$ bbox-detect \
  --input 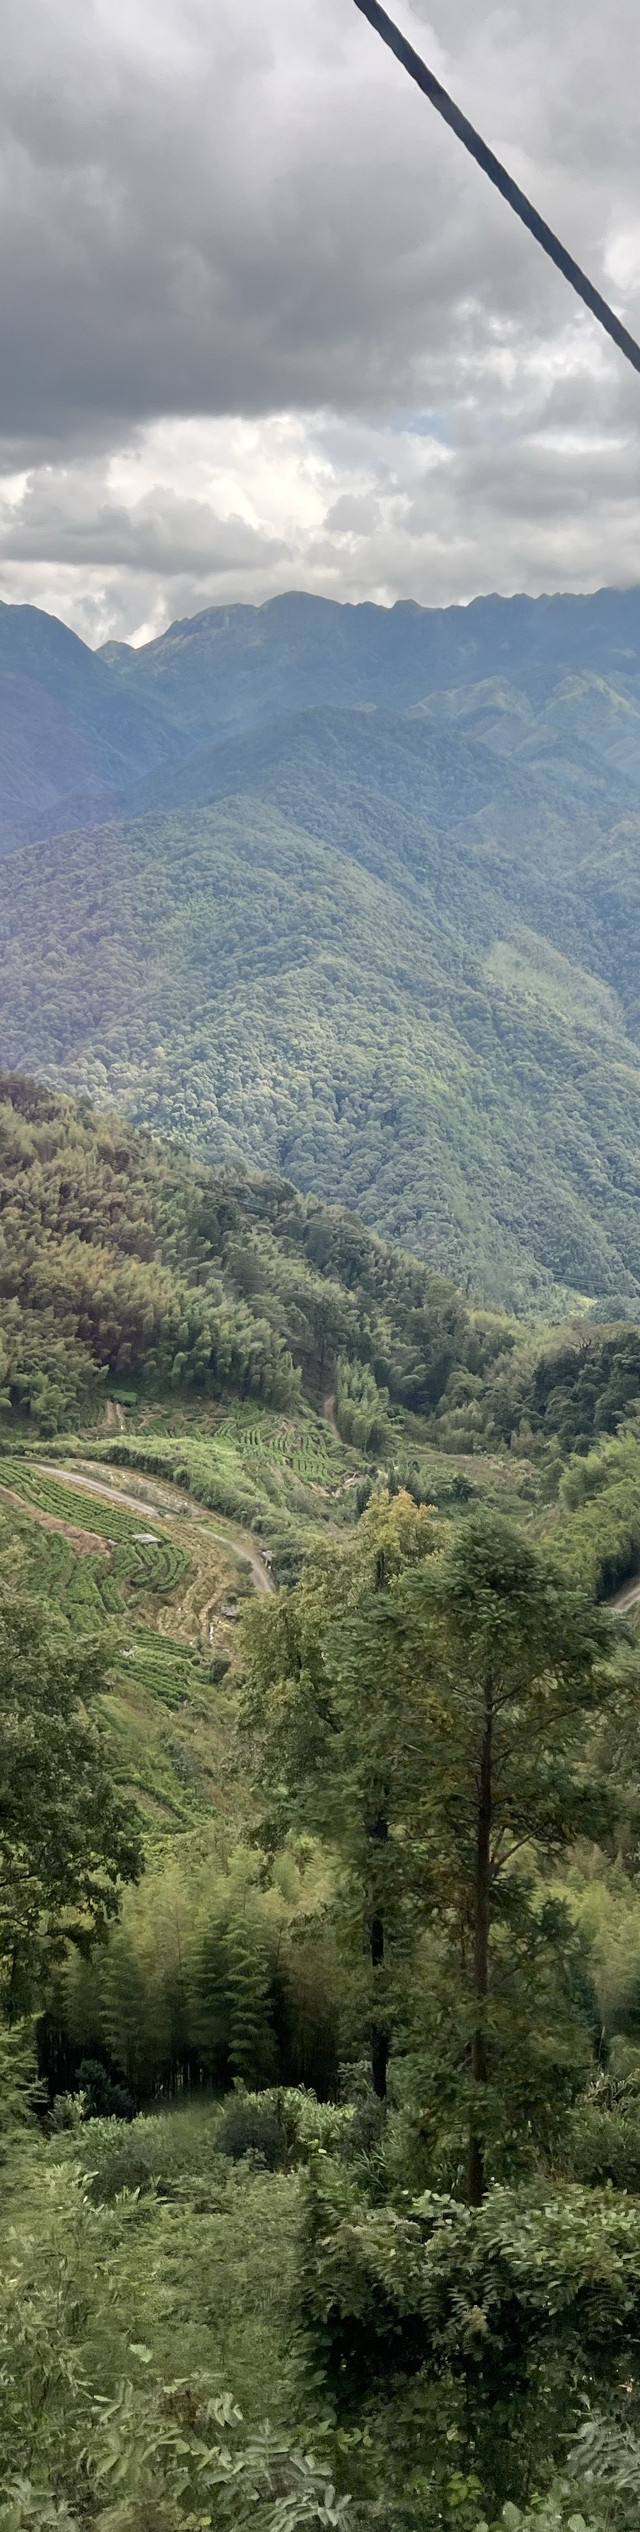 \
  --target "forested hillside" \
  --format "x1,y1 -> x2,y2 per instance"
4,1070 -> 640,1577
5,1070 -> 640,2526
3,590 -> 640,1305
0,601 -> 184,853
2,773 -> 640,1310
